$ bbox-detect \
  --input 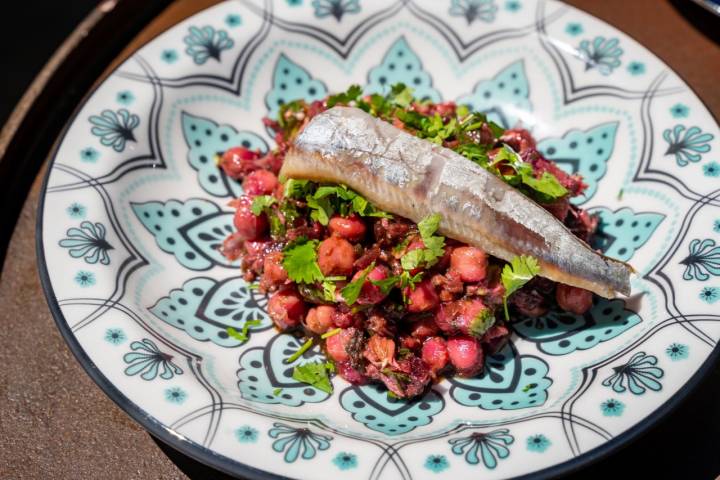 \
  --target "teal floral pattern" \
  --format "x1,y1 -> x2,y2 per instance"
665,343 -> 689,361
526,434 -> 550,453
332,452 -> 357,470
565,22 -> 583,36
449,429 -> 513,468
268,423 -> 333,463
457,60 -> 531,129
238,334 -> 331,405
225,14 -> 242,27
714,219 -> 720,233
449,0 -> 498,24
123,339 -> 183,380
66,203 -> 86,218
183,26 -> 234,64
340,383 -> 444,435
576,36 -> 623,75
538,122 -> 618,205
165,387 -> 187,404
59,221 -> 113,265
105,328 -> 126,345
505,1 -> 521,12
448,342 -> 551,409
312,0 -> 361,21
589,207 -> 664,261
670,103 -> 689,118
512,298 -> 640,355
699,286 -> 719,304
602,352 -> 663,395
663,125 -> 714,166
703,161 -> 720,178
151,276 -> 270,347
161,49 -> 179,64
680,238 -> 720,281
366,37 -> 441,102
626,61 -> 645,75
424,455 -> 450,473
235,426 -> 259,443
80,147 -> 99,162
600,398 -> 624,416
266,54 -> 327,118
89,109 -> 139,152
132,198 -> 236,270
116,90 -> 135,105
74,270 -> 95,287
181,112 -> 267,197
